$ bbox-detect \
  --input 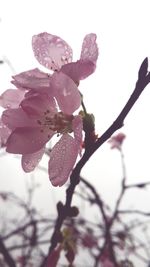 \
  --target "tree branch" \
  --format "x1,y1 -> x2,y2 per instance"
42,58 -> 150,266
0,239 -> 16,267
